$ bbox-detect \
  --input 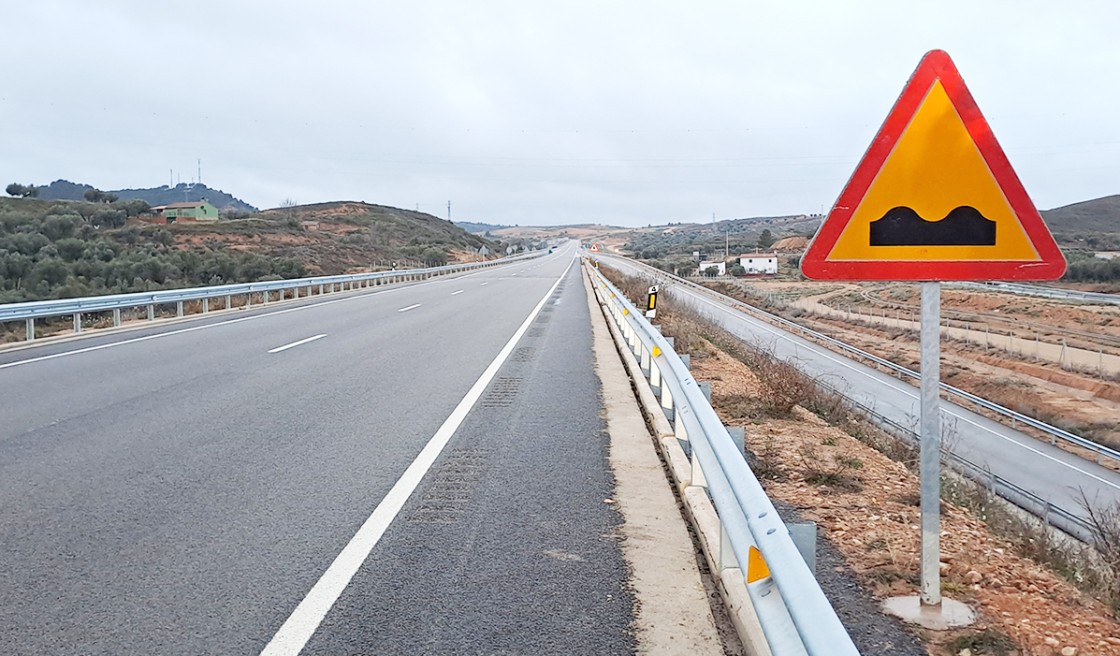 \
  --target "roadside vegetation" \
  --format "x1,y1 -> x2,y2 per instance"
0,197 -> 505,307
0,197 -> 306,304
600,262 -> 1120,654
